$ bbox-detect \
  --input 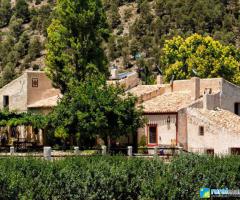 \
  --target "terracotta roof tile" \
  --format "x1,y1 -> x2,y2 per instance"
141,92 -> 193,113
188,108 -> 240,133
127,85 -> 160,97
27,95 -> 62,108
